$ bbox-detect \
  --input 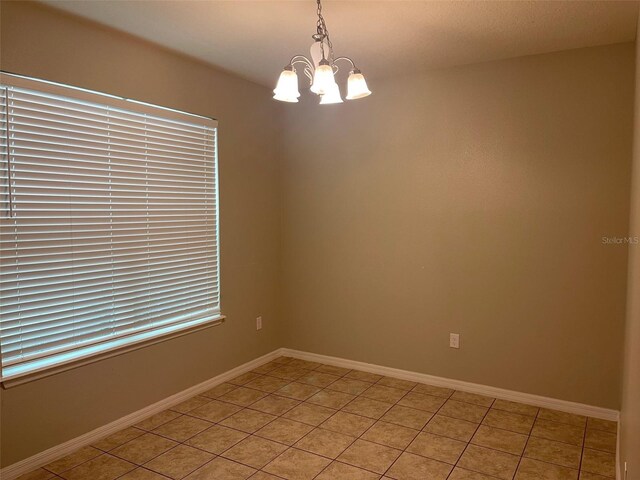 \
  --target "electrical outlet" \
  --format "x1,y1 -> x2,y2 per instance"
449,333 -> 460,349
256,316 -> 262,330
